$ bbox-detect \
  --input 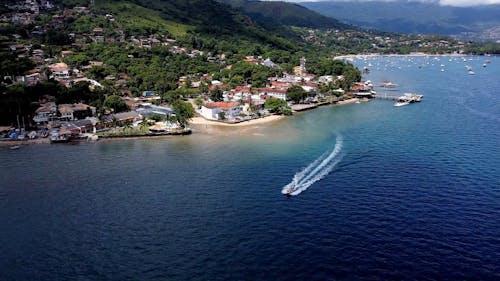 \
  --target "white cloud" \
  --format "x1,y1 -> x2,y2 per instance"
264,0 -> 500,7
439,0 -> 500,6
